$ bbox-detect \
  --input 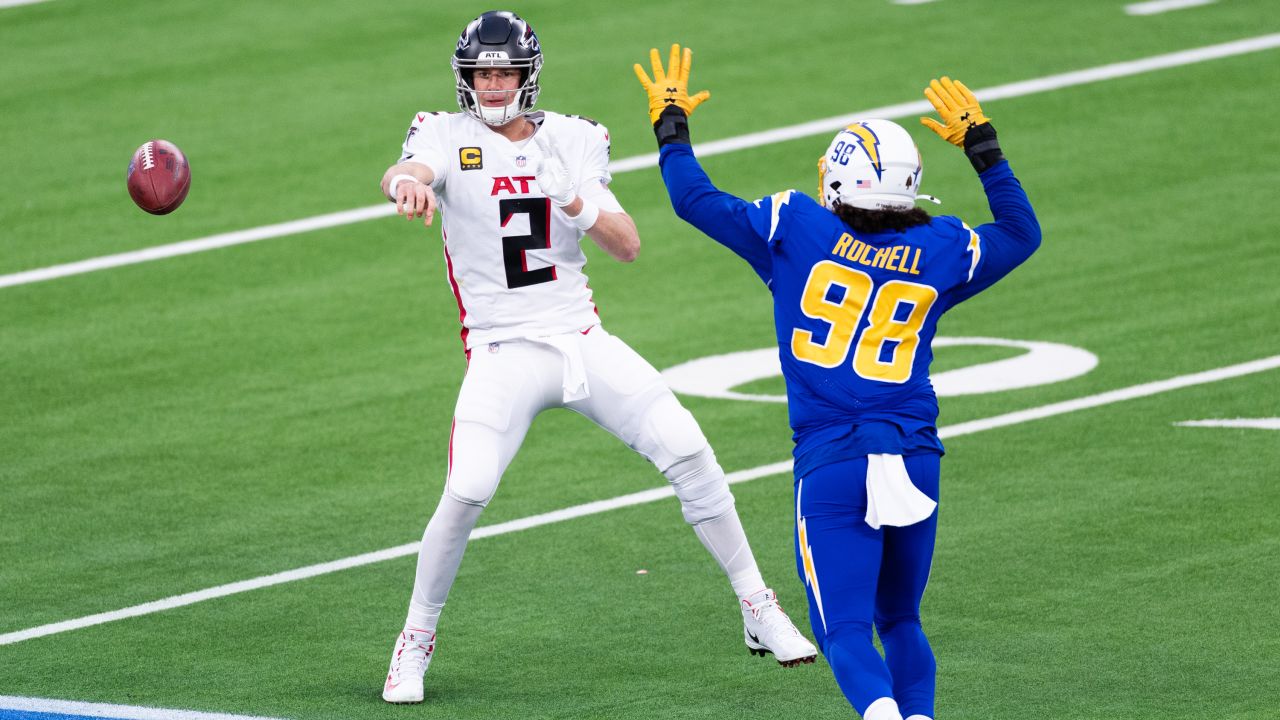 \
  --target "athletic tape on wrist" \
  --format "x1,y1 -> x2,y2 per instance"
570,198 -> 599,231
388,173 -> 419,200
